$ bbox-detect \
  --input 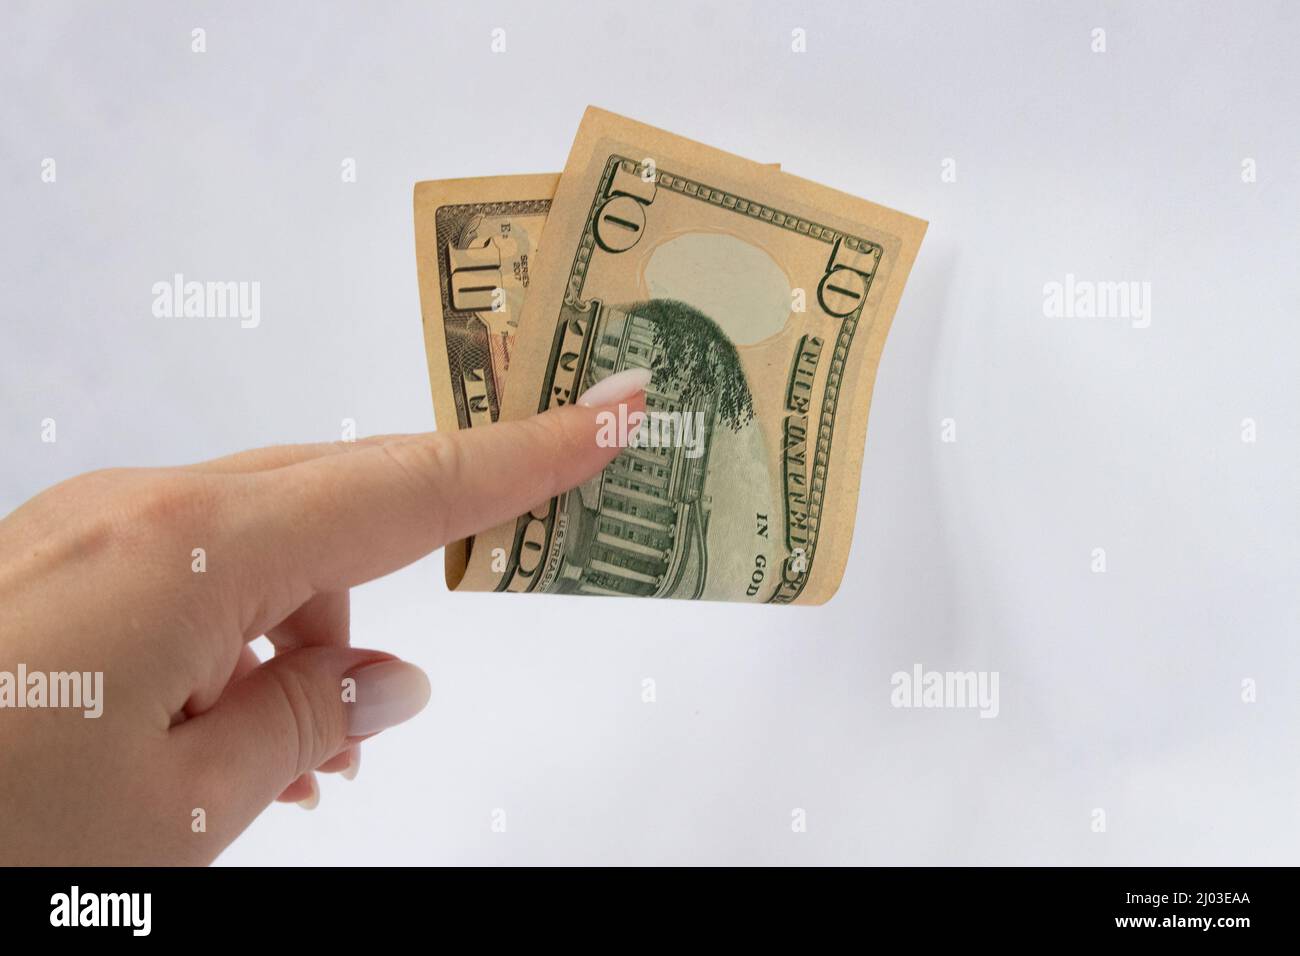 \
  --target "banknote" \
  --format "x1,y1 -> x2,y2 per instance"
414,166 -> 780,586
414,173 -> 560,433
414,167 -> 780,434
413,174 -> 561,584
448,108 -> 926,604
